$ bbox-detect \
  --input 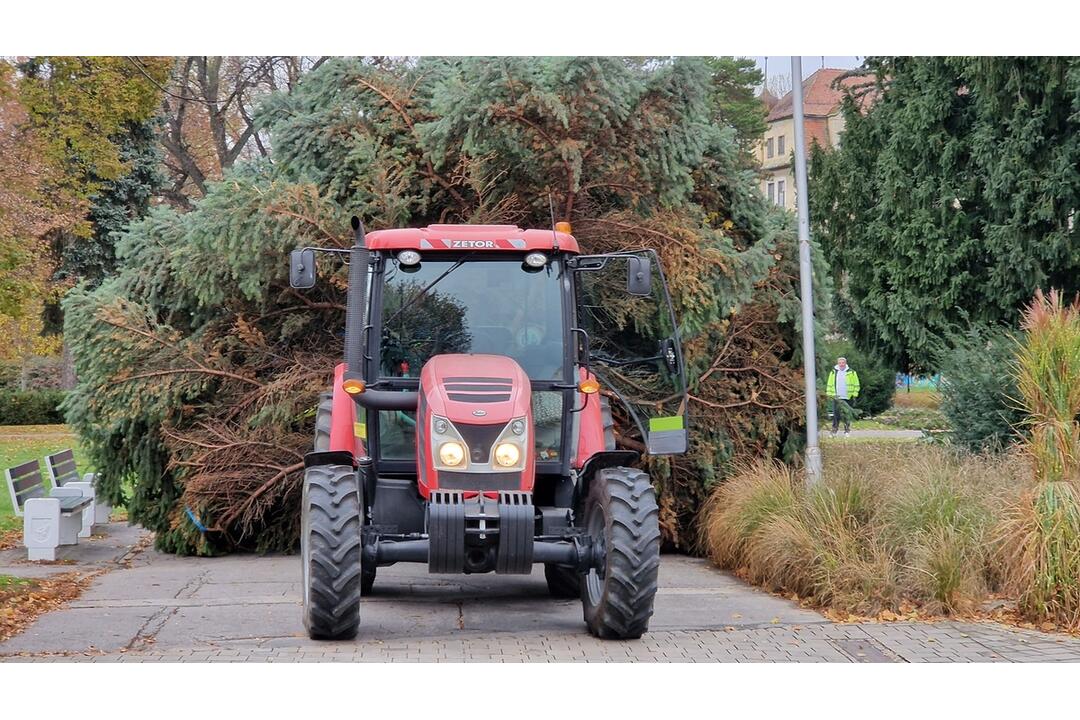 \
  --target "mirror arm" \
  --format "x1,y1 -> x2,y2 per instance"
301,246 -> 353,256
590,353 -> 663,368
570,327 -> 591,374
